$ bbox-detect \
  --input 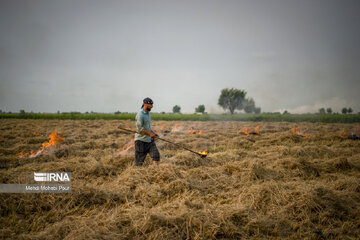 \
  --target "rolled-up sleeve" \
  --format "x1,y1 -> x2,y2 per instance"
136,113 -> 145,133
